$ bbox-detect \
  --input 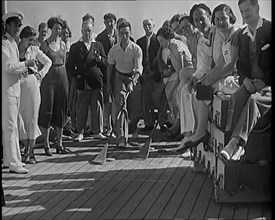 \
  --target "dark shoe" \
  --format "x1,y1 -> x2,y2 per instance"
44,147 -> 52,156
56,146 -> 70,154
176,133 -> 210,154
167,131 -> 180,140
21,154 -> 28,163
162,124 -> 174,135
141,125 -> 154,132
29,155 -> 36,164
